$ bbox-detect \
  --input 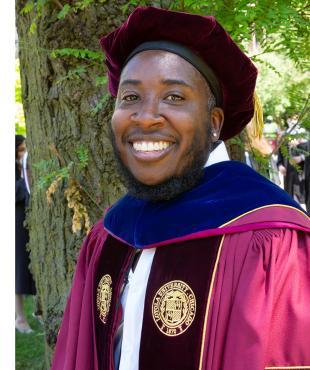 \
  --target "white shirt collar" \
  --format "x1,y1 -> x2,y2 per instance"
205,141 -> 230,167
